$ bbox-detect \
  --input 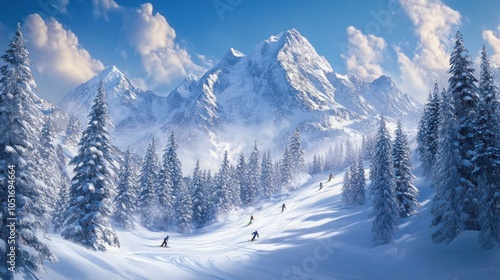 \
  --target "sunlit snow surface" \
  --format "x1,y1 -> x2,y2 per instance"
31,168 -> 500,280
